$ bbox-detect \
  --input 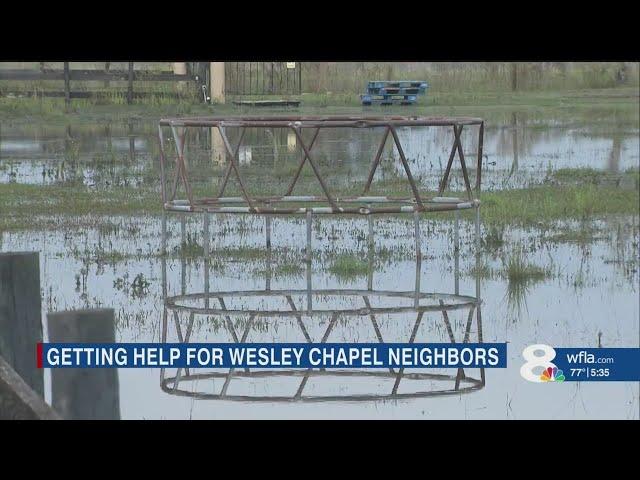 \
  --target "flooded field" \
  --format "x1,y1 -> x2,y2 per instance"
2,110 -> 638,191
1,105 -> 638,419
